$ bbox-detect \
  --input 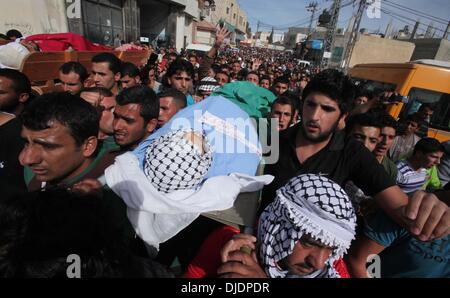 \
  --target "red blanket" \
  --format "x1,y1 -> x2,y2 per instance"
25,33 -> 112,52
